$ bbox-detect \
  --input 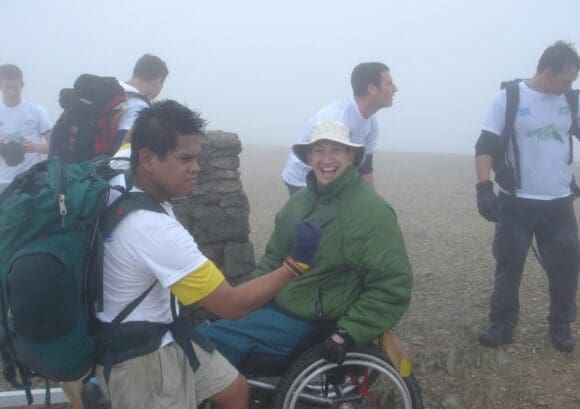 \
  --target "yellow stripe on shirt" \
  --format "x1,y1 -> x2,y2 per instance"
170,260 -> 225,305
117,142 -> 131,153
